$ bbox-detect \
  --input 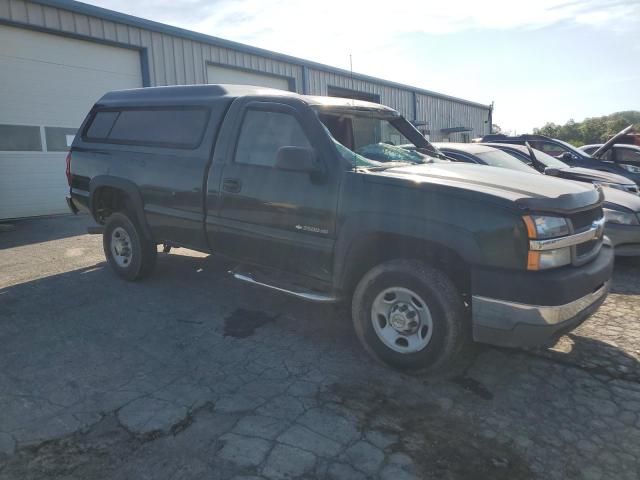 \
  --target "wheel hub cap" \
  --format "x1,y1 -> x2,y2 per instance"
371,287 -> 434,354
111,227 -> 132,268
389,302 -> 419,334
